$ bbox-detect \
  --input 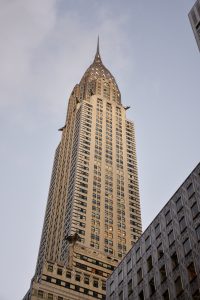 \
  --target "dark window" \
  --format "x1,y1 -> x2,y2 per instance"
119,291 -> 123,300
175,276 -> 183,296
128,279 -> 133,295
183,238 -> 191,255
75,272 -> 81,281
157,243 -> 164,259
145,236 -> 151,250
84,275 -> 89,284
179,217 -> 186,233
47,264 -> 53,272
136,247 -> 141,261
176,197 -> 182,212
127,258 -> 132,273
147,255 -> 153,272
187,182 -> 195,199
139,290 -> 144,300
110,280 -> 114,293
191,202 -> 199,219
187,262 -> 197,281
149,278 -> 156,295
57,268 -> 62,275
102,281 -> 106,290
118,270 -> 123,284
38,290 -> 44,298
165,210 -> 172,225
137,268 -> 143,283
66,271 -> 71,278
58,297 -> 63,300
162,290 -> 169,300
192,289 -> 200,299
93,279 -> 99,288
168,230 -> 174,246
160,265 -> 167,282
171,252 -> 178,269
83,288 -> 89,295
47,294 -> 53,300
155,223 -> 161,237
196,225 -> 200,240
